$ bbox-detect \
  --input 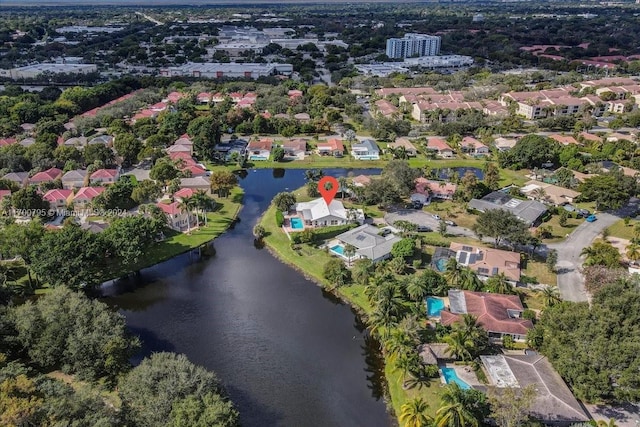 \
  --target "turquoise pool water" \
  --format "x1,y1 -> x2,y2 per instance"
290,217 -> 304,229
441,367 -> 471,390
435,258 -> 447,272
330,244 -> 345,256
427,297 -> 445,317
